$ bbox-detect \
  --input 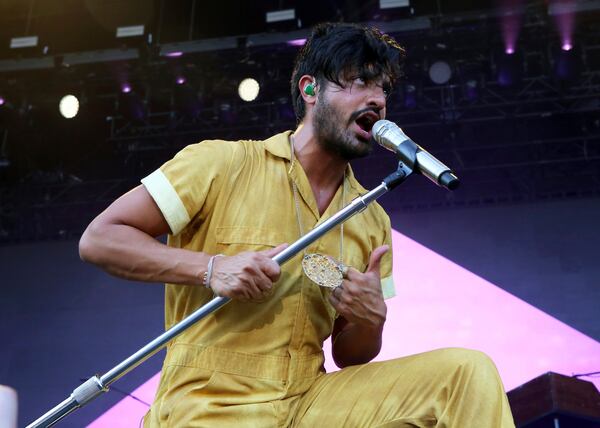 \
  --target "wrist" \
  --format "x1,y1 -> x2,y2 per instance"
202,254 -> 224,289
